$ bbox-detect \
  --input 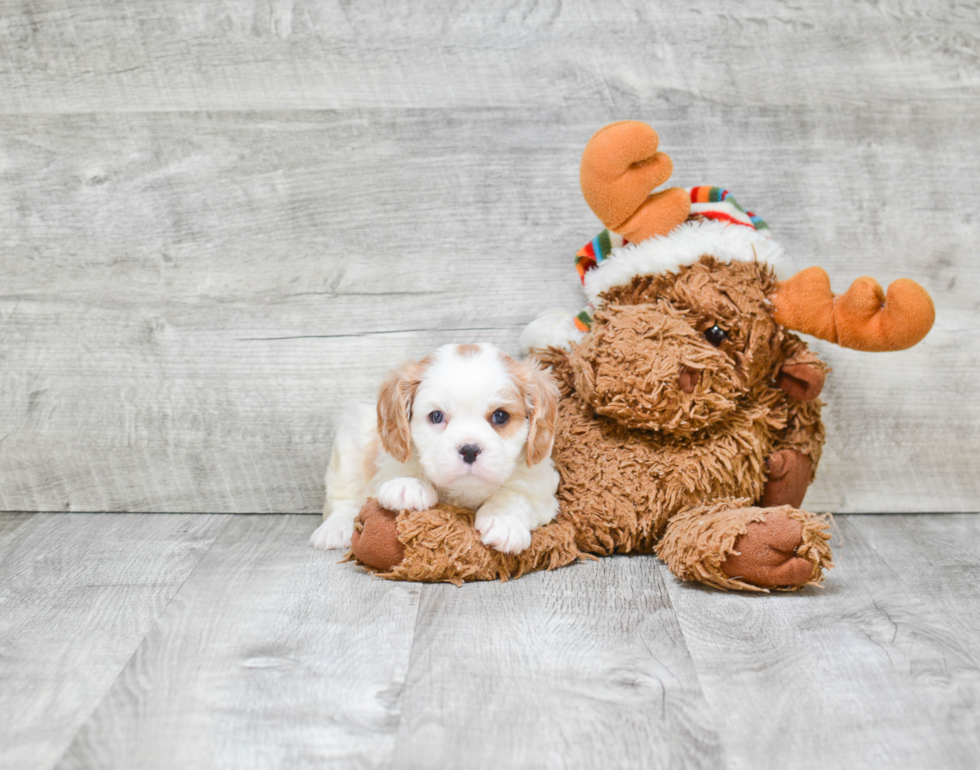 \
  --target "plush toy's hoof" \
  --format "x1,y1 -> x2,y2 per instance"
722,510 -> 815,589
761,449 -> 812,509
350,499 -> 405,571
658,502 -> 832,591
